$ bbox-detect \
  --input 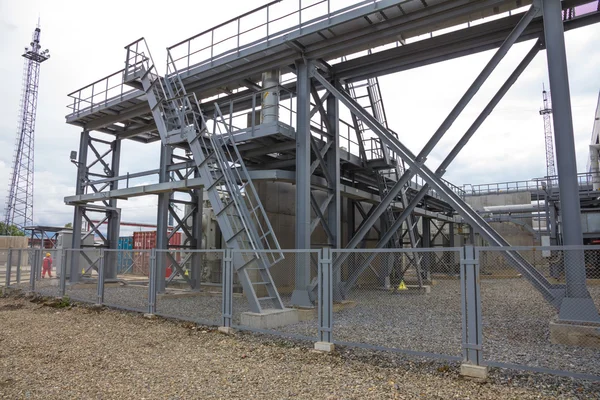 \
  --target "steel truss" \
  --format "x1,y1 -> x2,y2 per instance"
306,0 -> 599,322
